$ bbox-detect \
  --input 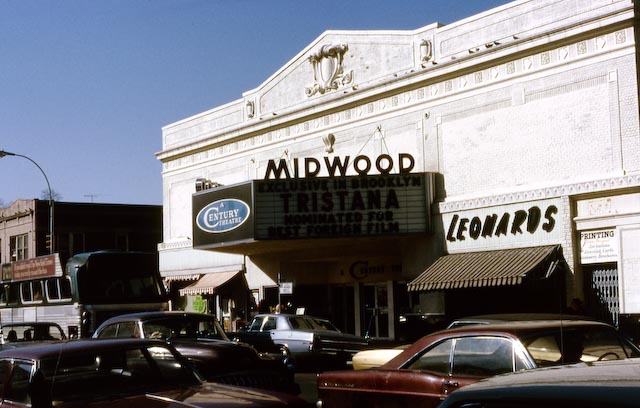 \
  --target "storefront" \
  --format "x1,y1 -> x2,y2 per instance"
190,161 -> 434,339
574,191 -> 640,332
157,0 -> 640,341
